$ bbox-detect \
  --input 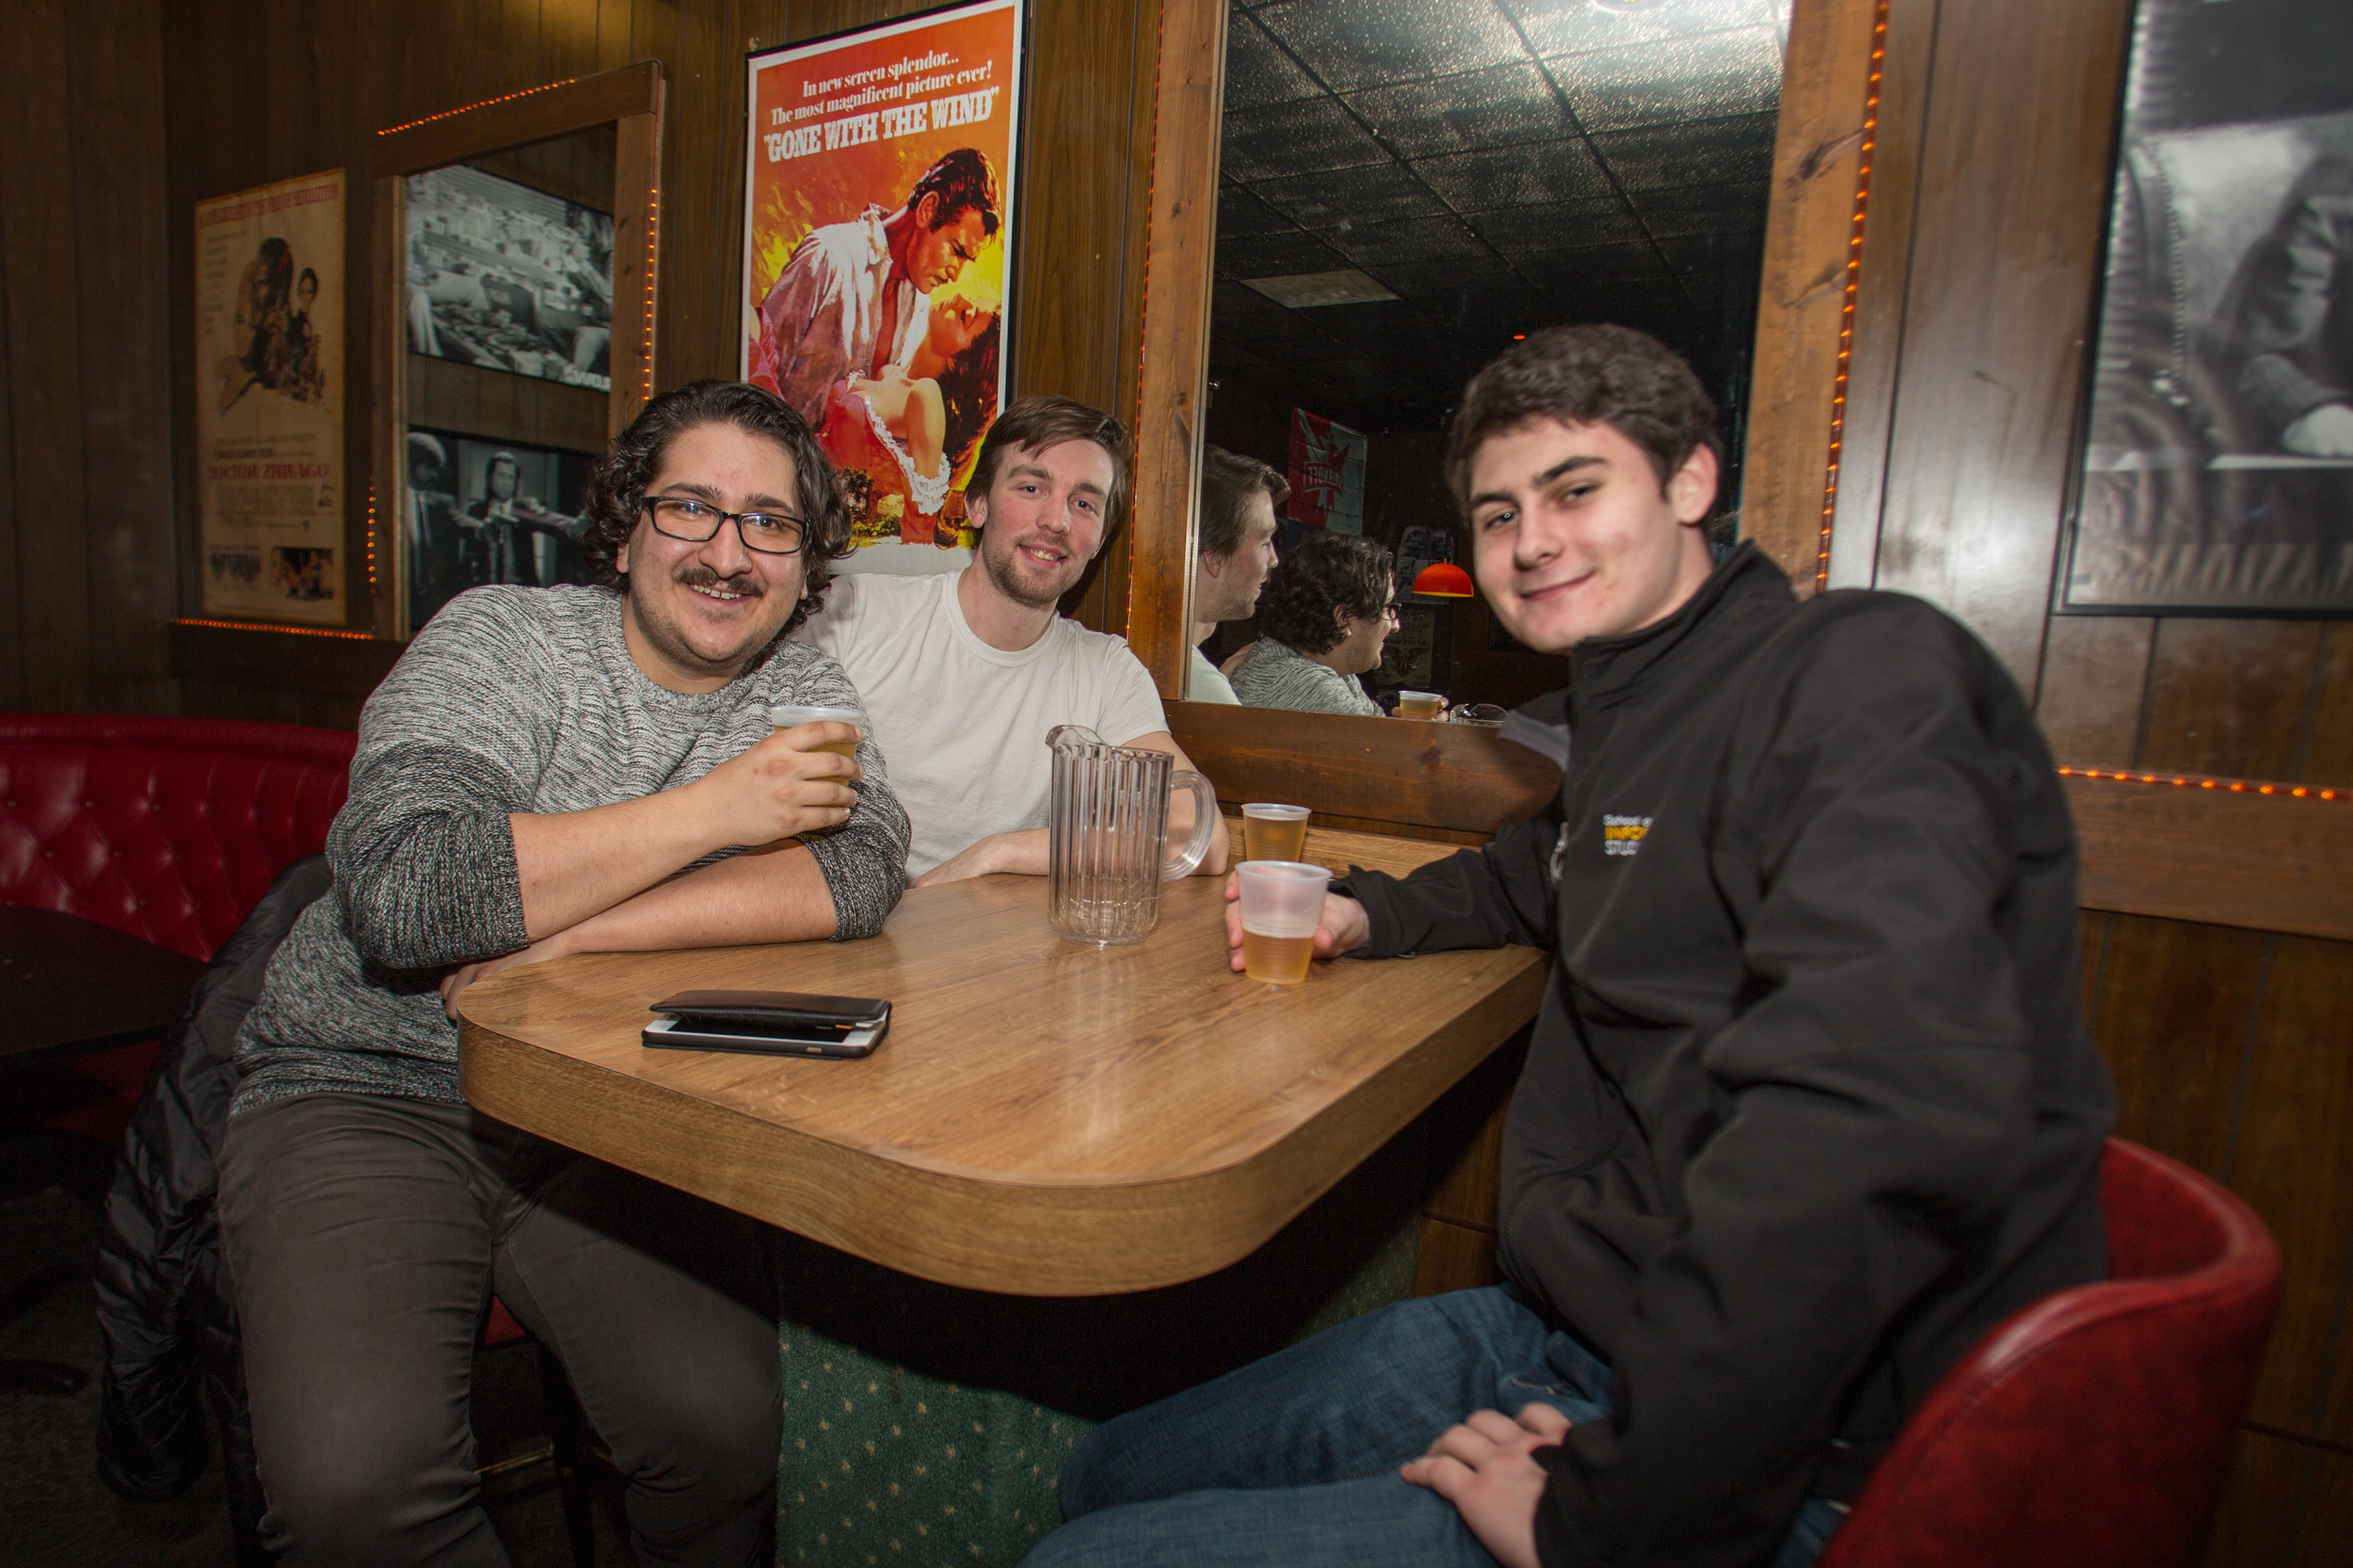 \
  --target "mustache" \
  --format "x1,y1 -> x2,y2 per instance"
675,563 -> 763,596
